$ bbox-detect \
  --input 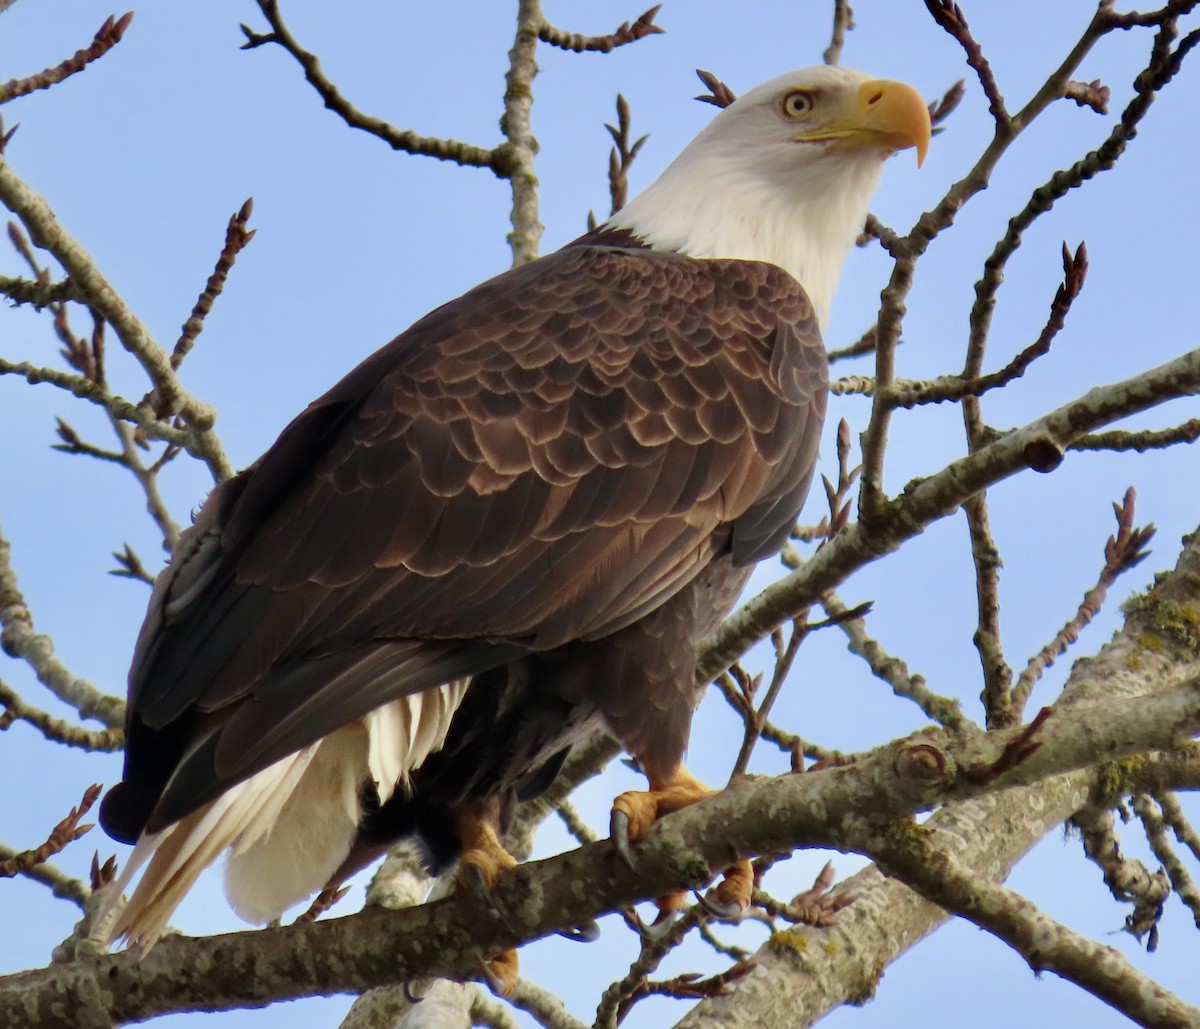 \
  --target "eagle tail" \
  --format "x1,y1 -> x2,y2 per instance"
92,681 -> 468,948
